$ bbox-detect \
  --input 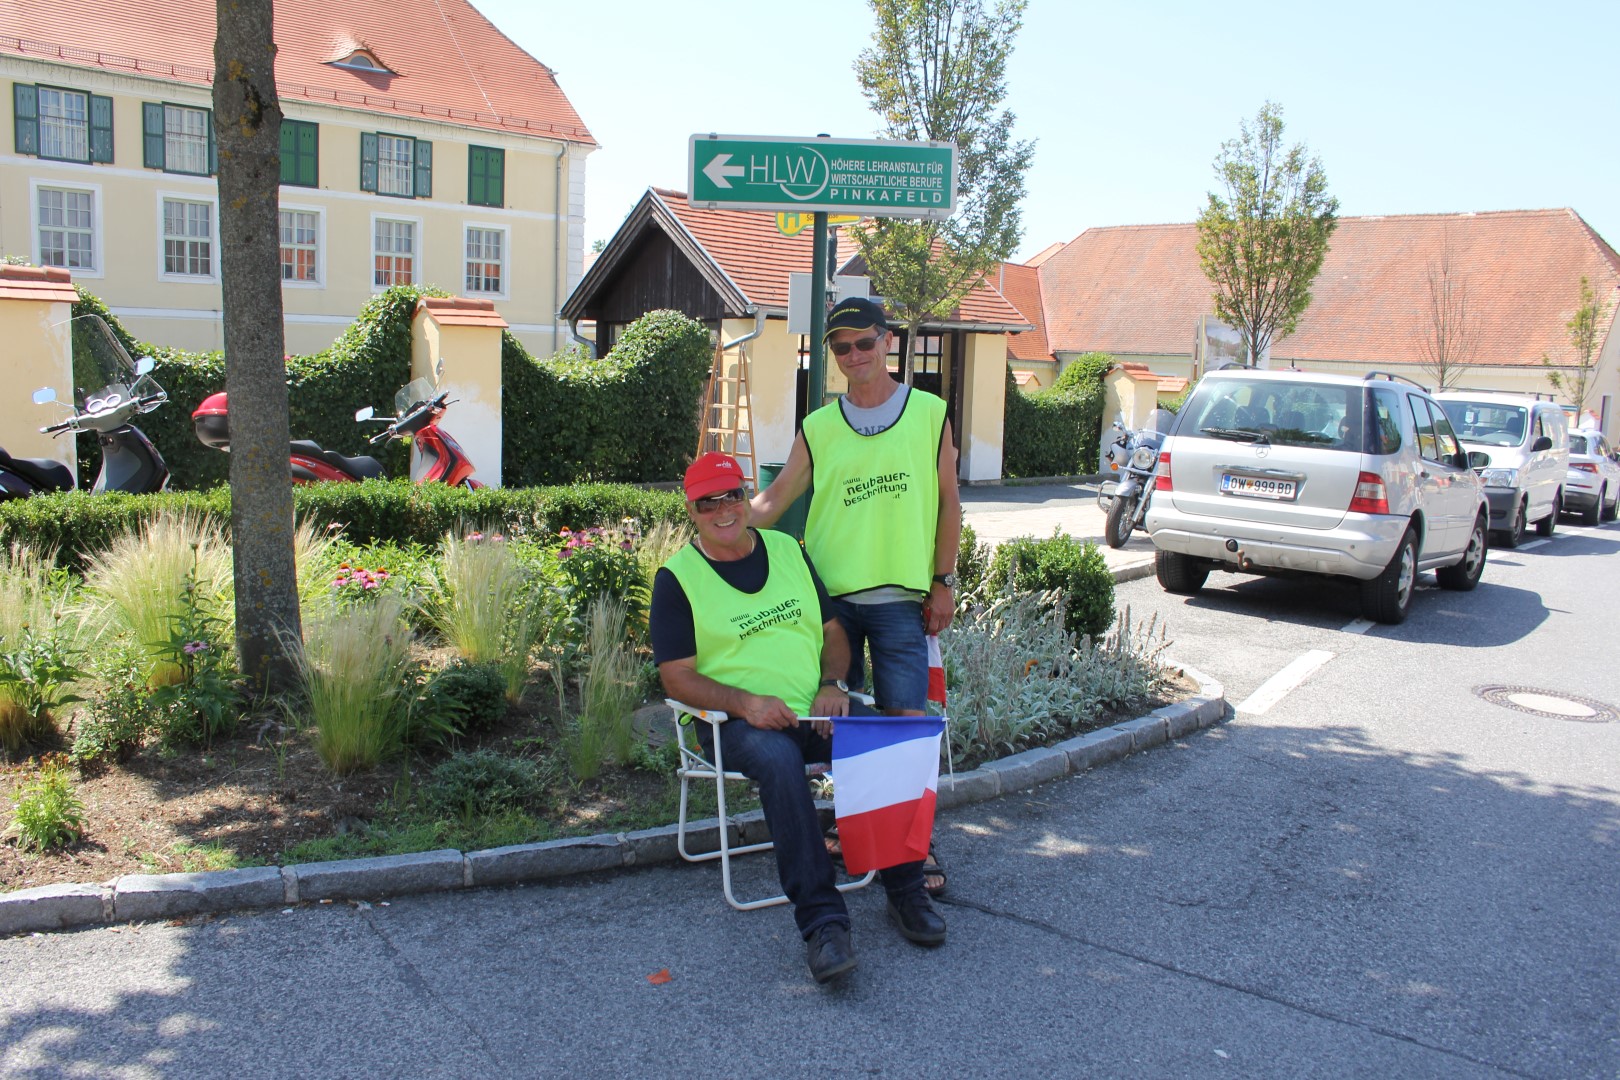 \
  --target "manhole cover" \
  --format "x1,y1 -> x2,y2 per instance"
1475,685 -> 1618,723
